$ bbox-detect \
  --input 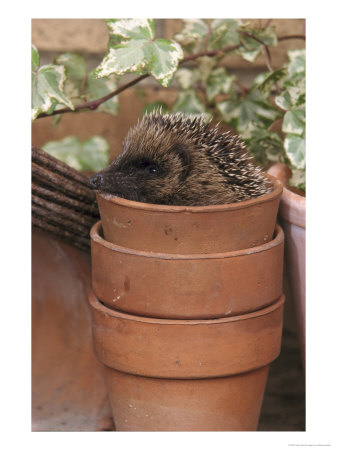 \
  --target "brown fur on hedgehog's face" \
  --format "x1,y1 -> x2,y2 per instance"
89,123 -> 195,205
